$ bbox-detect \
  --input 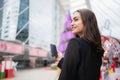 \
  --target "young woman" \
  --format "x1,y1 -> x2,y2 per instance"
57,9 -> 104,80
